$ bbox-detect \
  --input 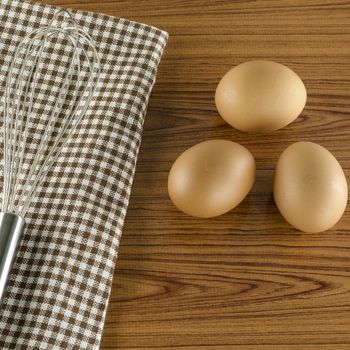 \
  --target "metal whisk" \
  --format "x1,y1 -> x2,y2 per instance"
0,10 -> 100,303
